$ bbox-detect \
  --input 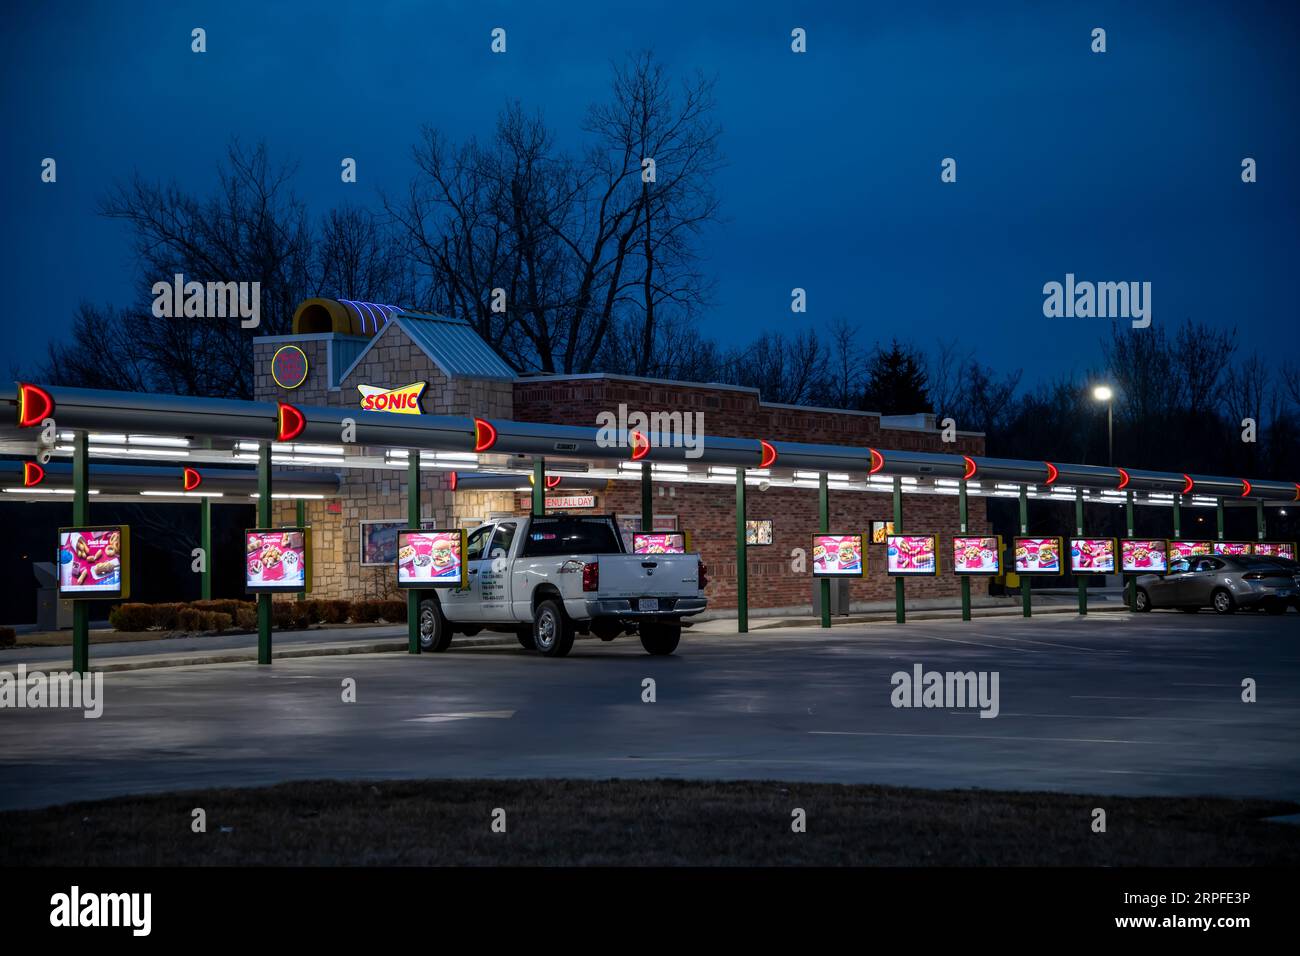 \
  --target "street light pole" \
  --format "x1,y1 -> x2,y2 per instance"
1092,385 -> 1115,466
